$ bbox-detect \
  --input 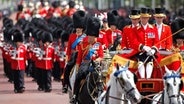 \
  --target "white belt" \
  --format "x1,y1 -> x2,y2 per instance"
15,58 -> 24,60
42,58 -> 52,60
